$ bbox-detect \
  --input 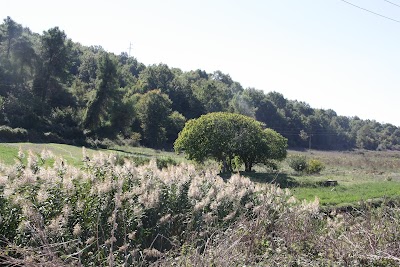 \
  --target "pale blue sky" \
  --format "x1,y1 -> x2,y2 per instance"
2,0 -> 400,125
